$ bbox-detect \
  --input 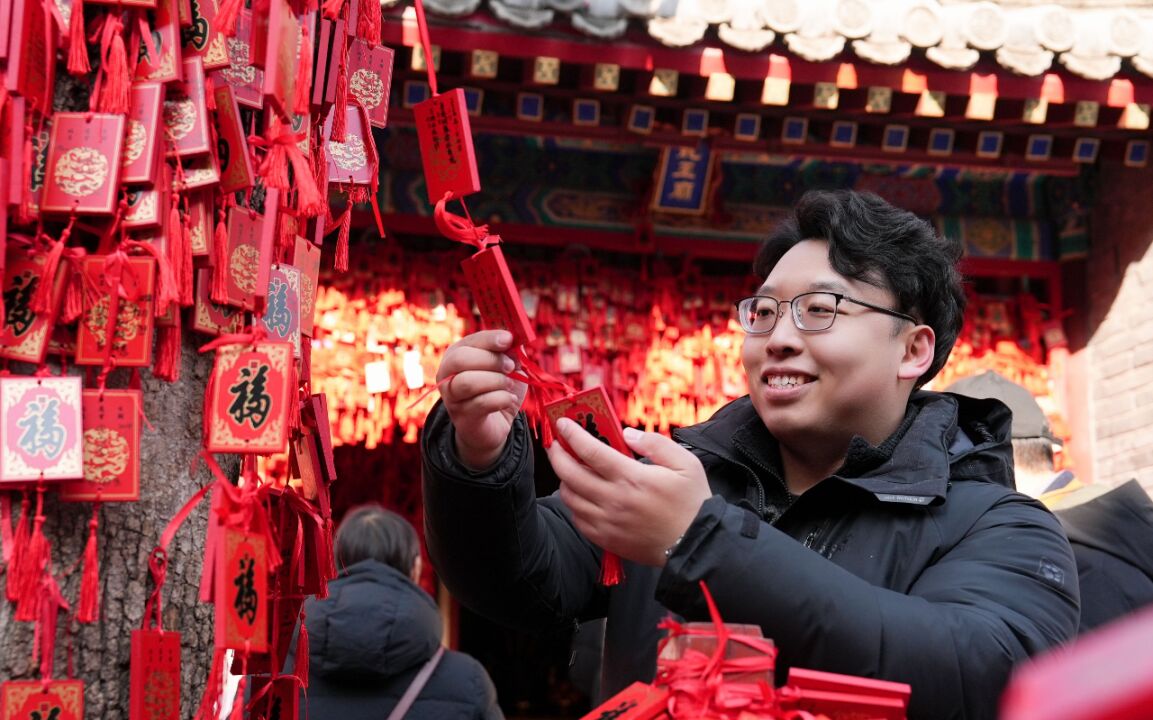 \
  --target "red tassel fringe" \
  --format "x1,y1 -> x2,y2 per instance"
357,0 -> 380,44
100,27 -> 131,114
335,209 -> 350,272
171,202 -> 193,306
212,205 -> 230,304
67,0 -> 91,75
295,25 -> 313,117
295,609 -> 310,687
5,493 -> 31,603
599,551 -> 624,587
215,0 -> 243,37
76,505 -> 100,623
332,54 -> 348,142
15,492 -> 51,622
154,311 -> 182,382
